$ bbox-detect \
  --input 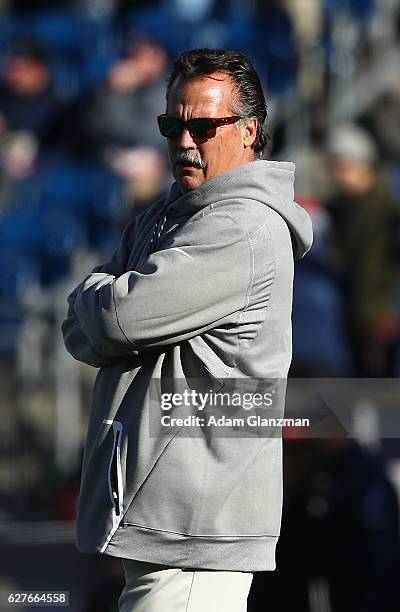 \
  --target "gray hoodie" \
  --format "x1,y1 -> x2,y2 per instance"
61,159 -> 313,572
